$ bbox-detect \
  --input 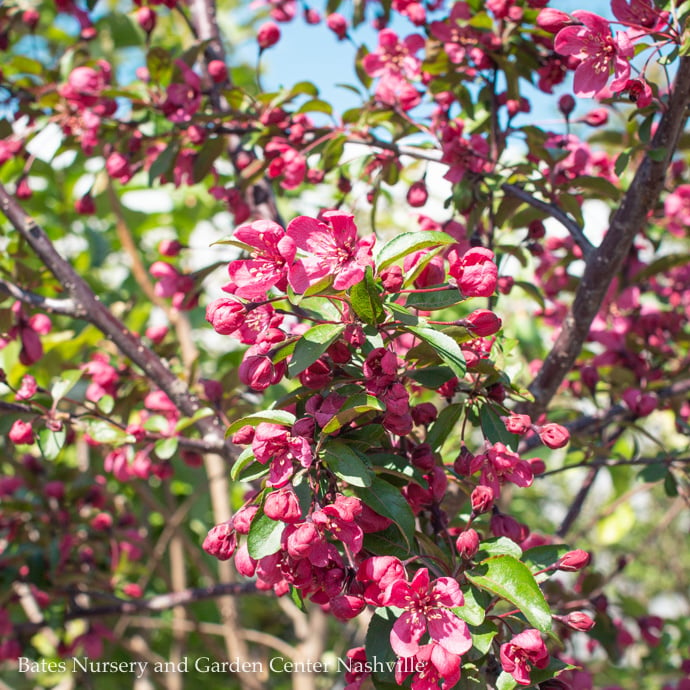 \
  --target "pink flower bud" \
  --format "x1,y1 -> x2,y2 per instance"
564,612 -> 596,631
208,59 -> 228,83
263,488 -> 302,523
558,94 -> 576,118
380,265 -> 404,293
406,180 -> 428,207
463,308 -> 502,337
556,549 -> 591,571
326,13 -> 348,40
504,413 -> 532,435
450,247 -> 498,298
45,481 -> 65,500
257,22 -> 281,50
205,298 -> 246,335
9,419 -> 35,445
158,239 -> 183,256
90,512 -> 113,530
455,528 -> 480,559
239,347 -> 285,390
106,151 -> 131,180
538,423 -> 570,449
528,219 -> 546,239
145,325 -> 168,343
23,9 -> 40,29
330,595 -> 366,620
234,543 -> 257,576
410,443 -> 435,471
471,485 -> 494,514
203,522 -> 237,560
411,402 -> 437,427
29,313 -> 51,335
75,194 -> 96,215
123,583 -> 143,598
491,513 -> 528,543
233,505 -> 259,534
536,8 -> 573,33
16,375 -> 37,401
582,108 -> 608,127
231,425 -> 255,445
135,6 -> 157,33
